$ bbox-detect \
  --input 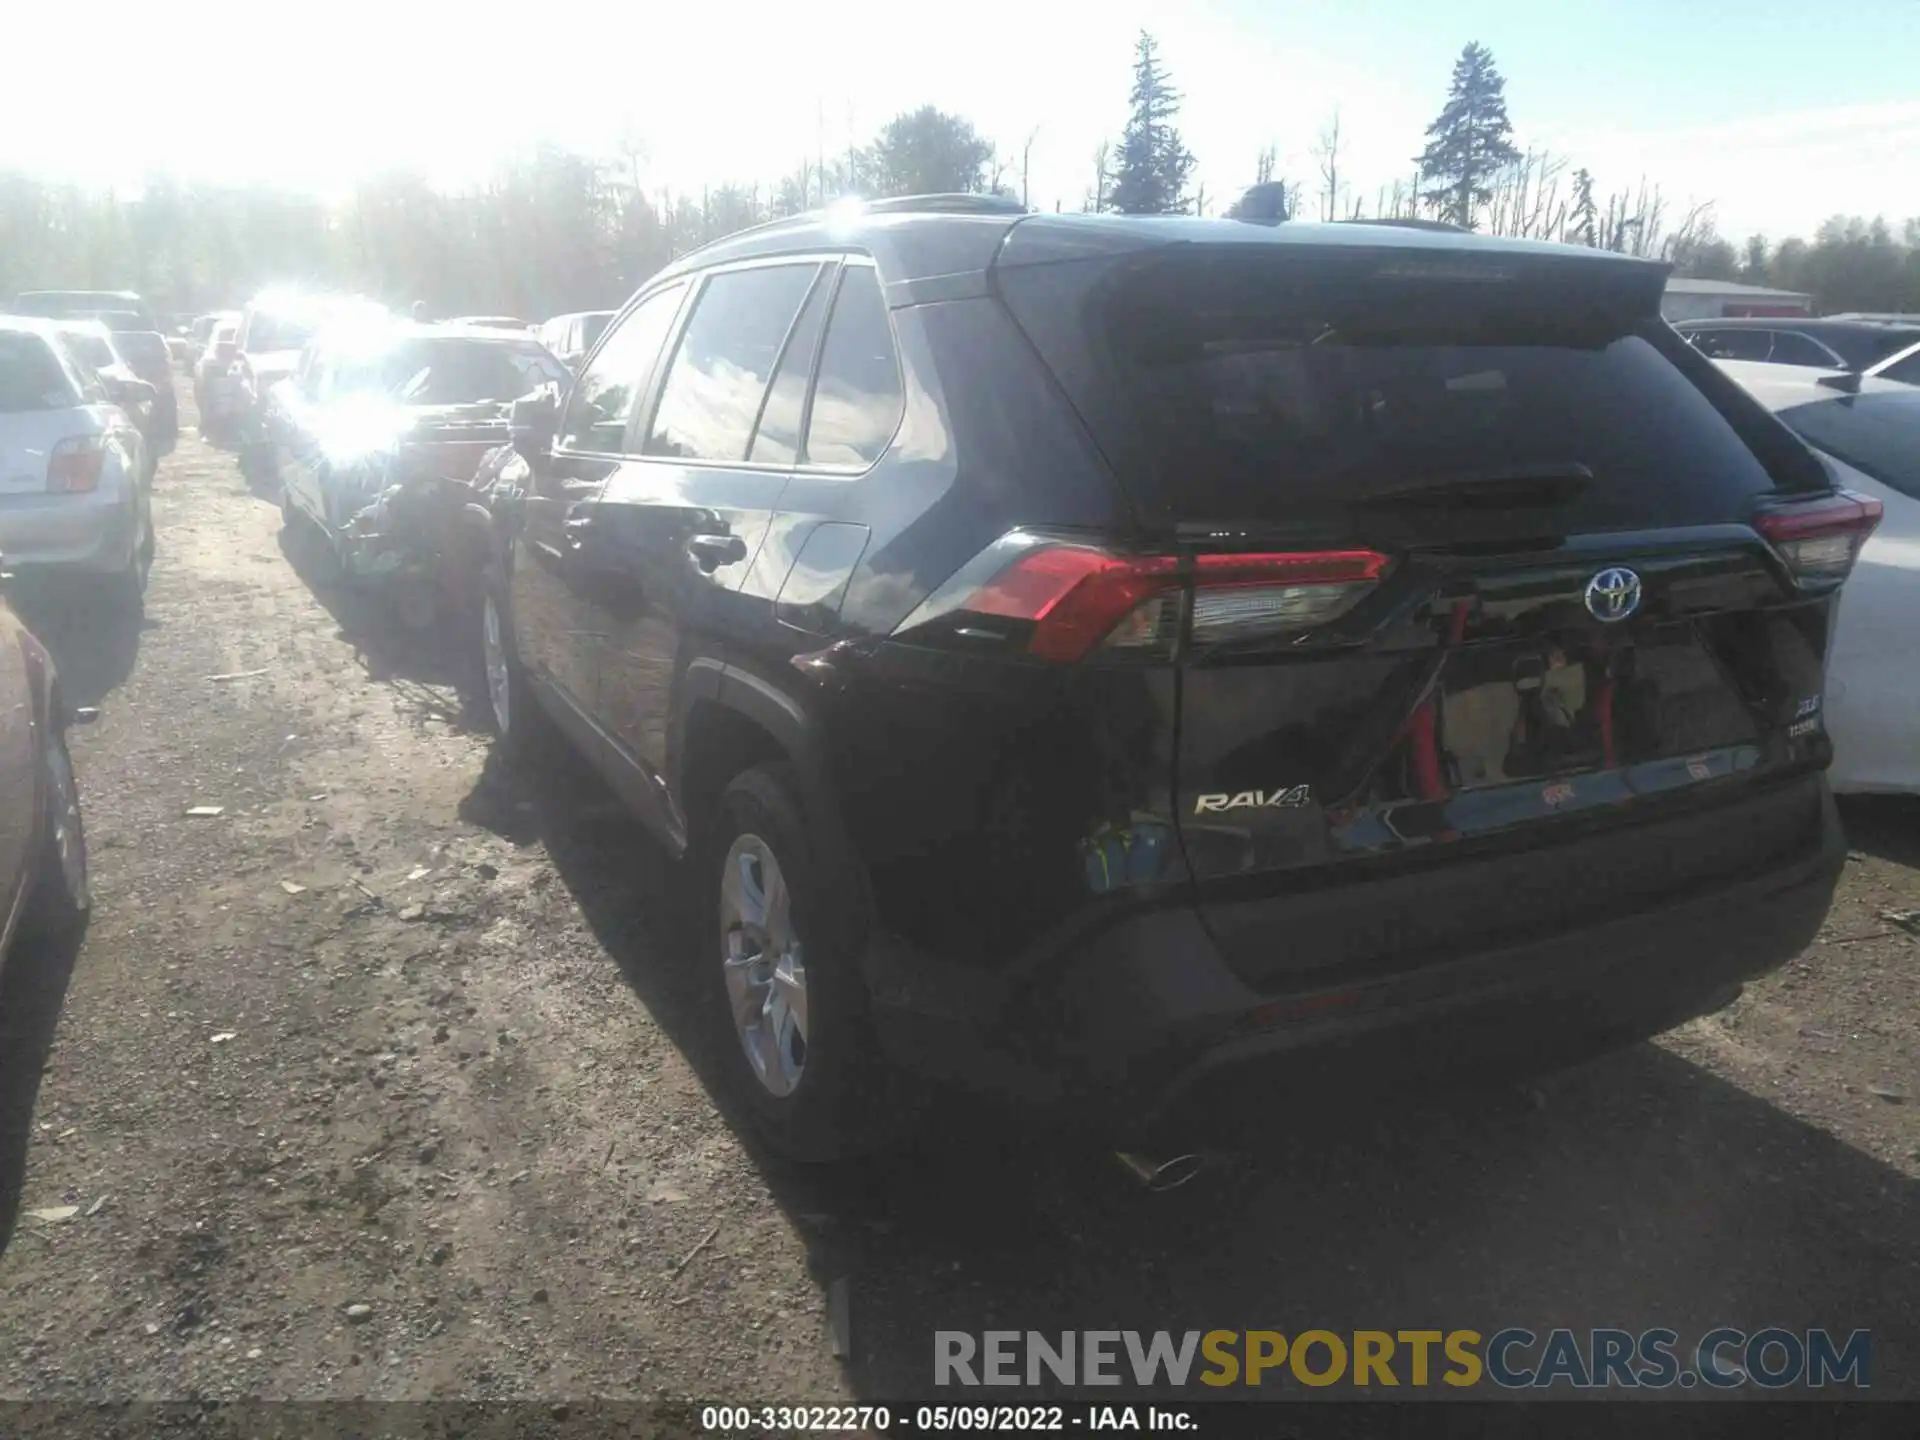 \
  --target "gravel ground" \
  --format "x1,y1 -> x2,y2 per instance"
0,404 -> 1915,1403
